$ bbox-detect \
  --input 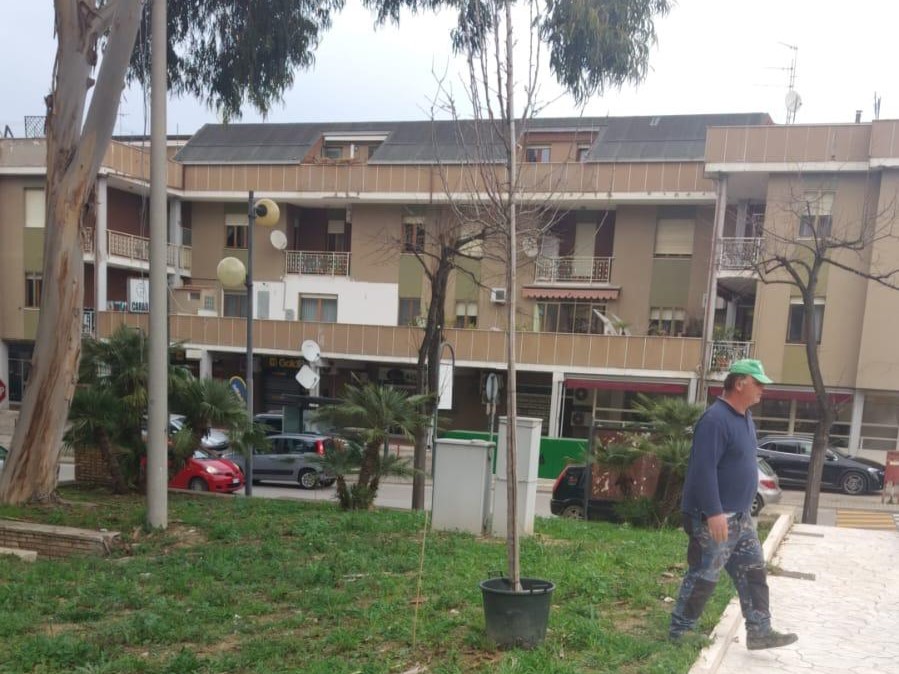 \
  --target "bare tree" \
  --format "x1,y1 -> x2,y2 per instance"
752,177 -> 899,523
